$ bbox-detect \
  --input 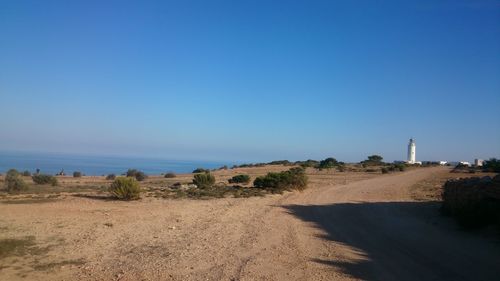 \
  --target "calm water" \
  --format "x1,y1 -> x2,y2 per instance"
0,151 -> 233,176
